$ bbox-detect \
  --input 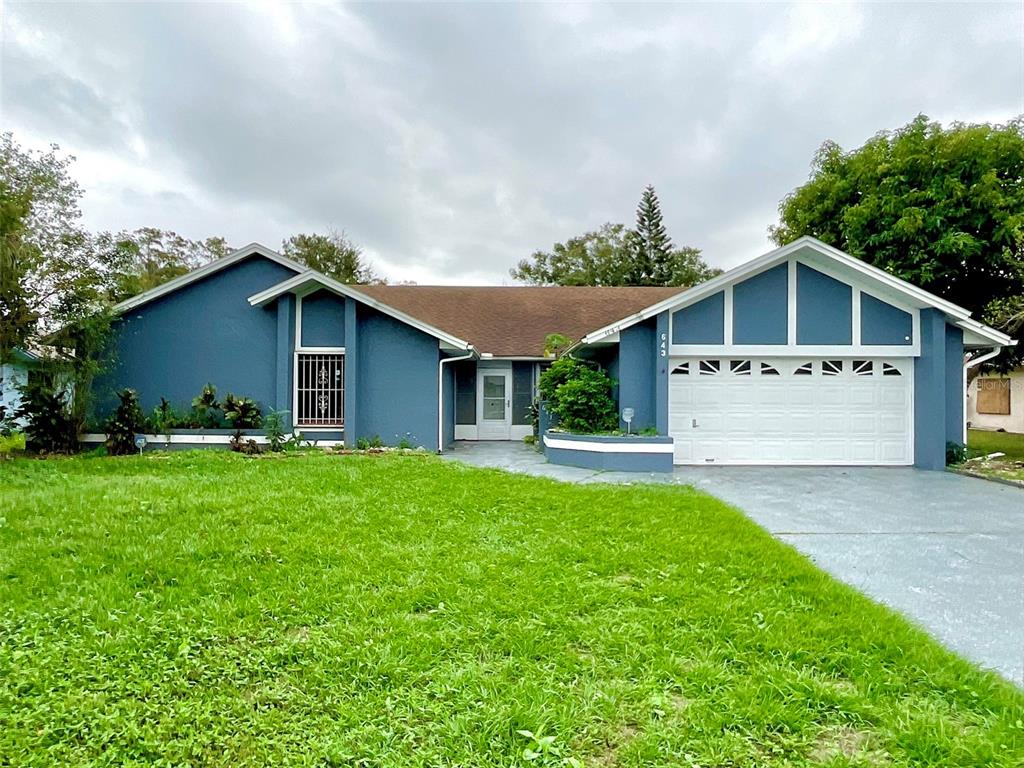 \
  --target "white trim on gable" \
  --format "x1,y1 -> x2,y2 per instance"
577,236 -> 1008,349
112,243 -> 307,314
248,271 -> 476,352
